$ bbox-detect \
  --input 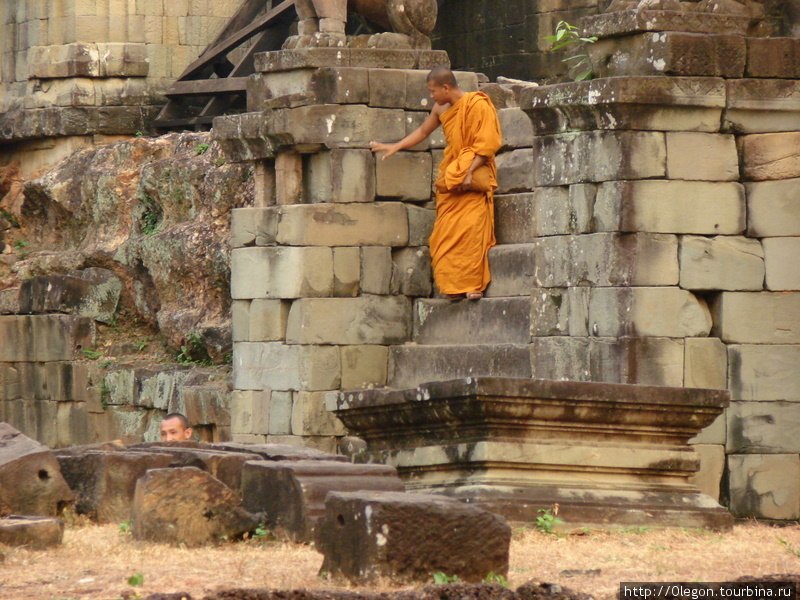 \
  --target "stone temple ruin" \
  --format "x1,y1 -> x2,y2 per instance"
0,0 -> 799,573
